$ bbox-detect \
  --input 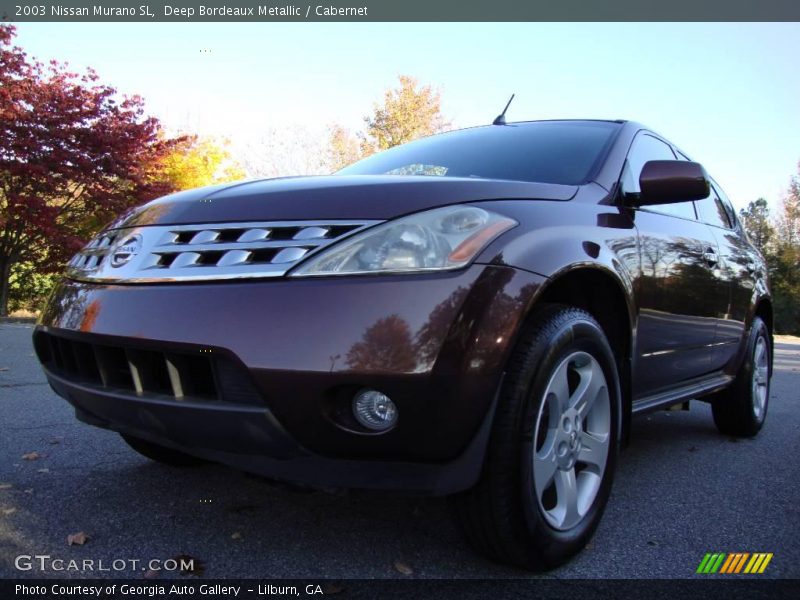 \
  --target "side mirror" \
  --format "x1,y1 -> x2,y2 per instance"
633,160 -> 710,206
